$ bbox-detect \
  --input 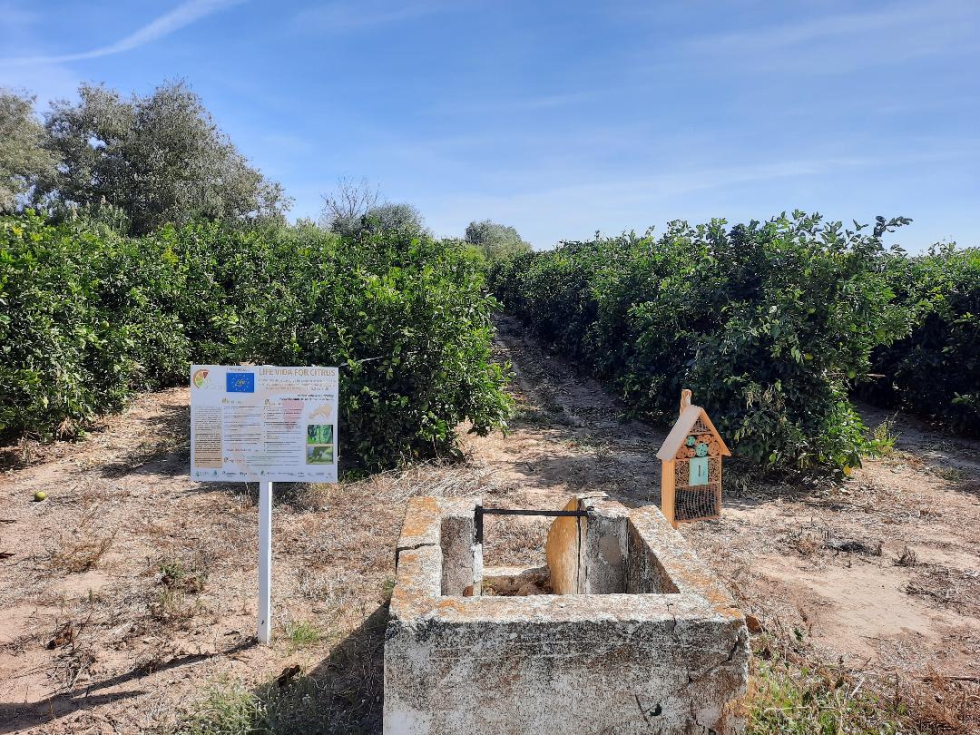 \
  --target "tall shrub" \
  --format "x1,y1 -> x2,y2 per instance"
0,212 -> 189,437
0,214 -> 511,470
155,221 -> 511,468
490,212 -> 912,474
863,245 -> 980,435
